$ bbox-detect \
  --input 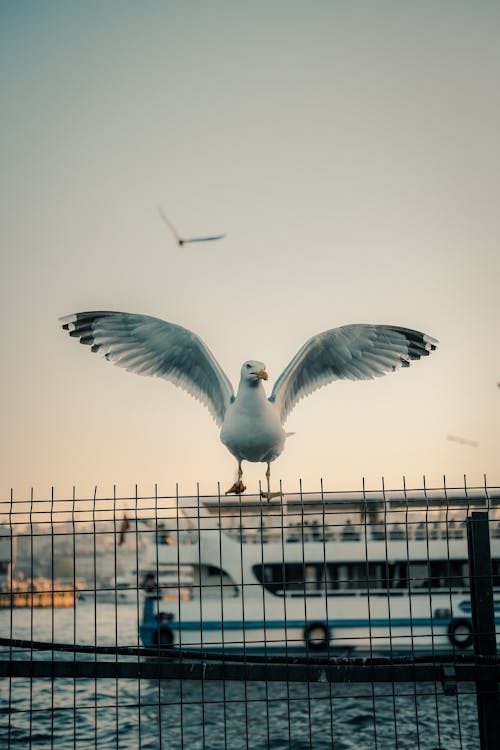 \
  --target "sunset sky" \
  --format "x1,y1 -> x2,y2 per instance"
1,1 -> 499,503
